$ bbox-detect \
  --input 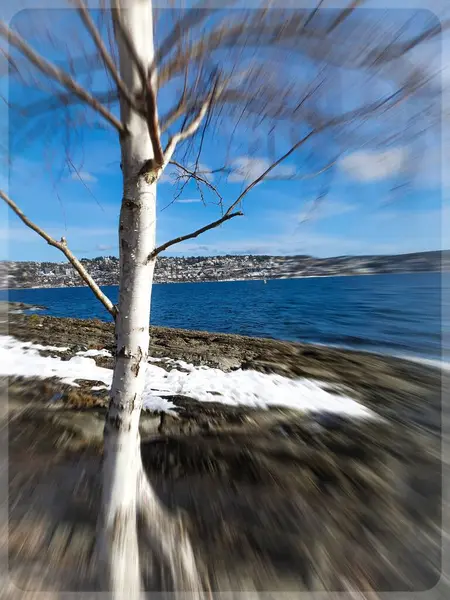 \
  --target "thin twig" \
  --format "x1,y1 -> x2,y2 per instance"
144,72 -> 164,166
170,160 -> 223,203
153,77 -> 399,257
158,12 -> 449,88
0,190 -> 117,318
263,157 -> 338,181
153,129 -> 321,258
0,21 -> 125,134
224,129 -> 317,217
73,0 -> 138,112
151,1 -> 216,71
66,155 -> 105,213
